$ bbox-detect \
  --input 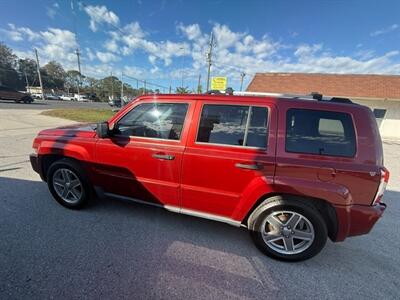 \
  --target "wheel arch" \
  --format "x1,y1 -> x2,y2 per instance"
242,193 -> 338,241
40,154 -> 84,182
